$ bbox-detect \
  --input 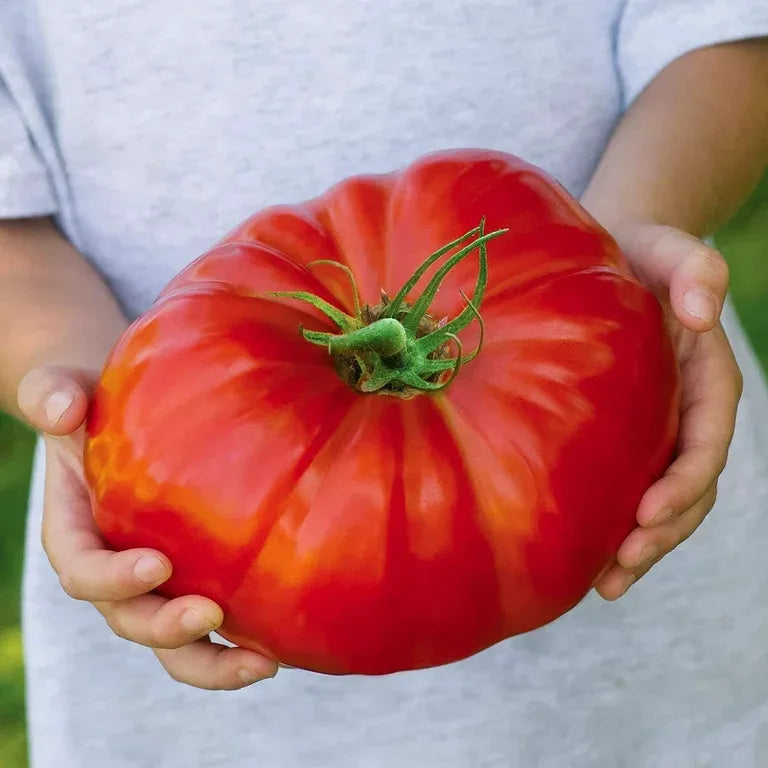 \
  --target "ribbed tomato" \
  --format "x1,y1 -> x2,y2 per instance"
84,149 -> 679,675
